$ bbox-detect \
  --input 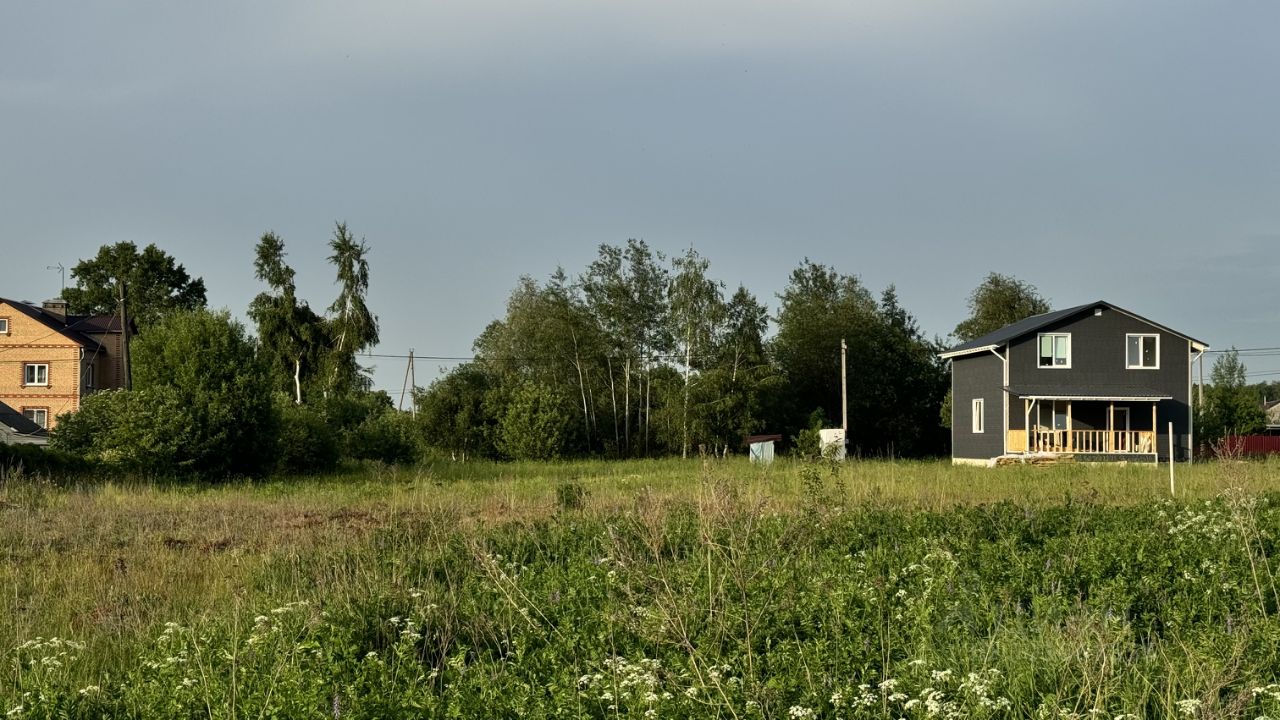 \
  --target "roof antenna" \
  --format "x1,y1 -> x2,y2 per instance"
47,263 -> 66,296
